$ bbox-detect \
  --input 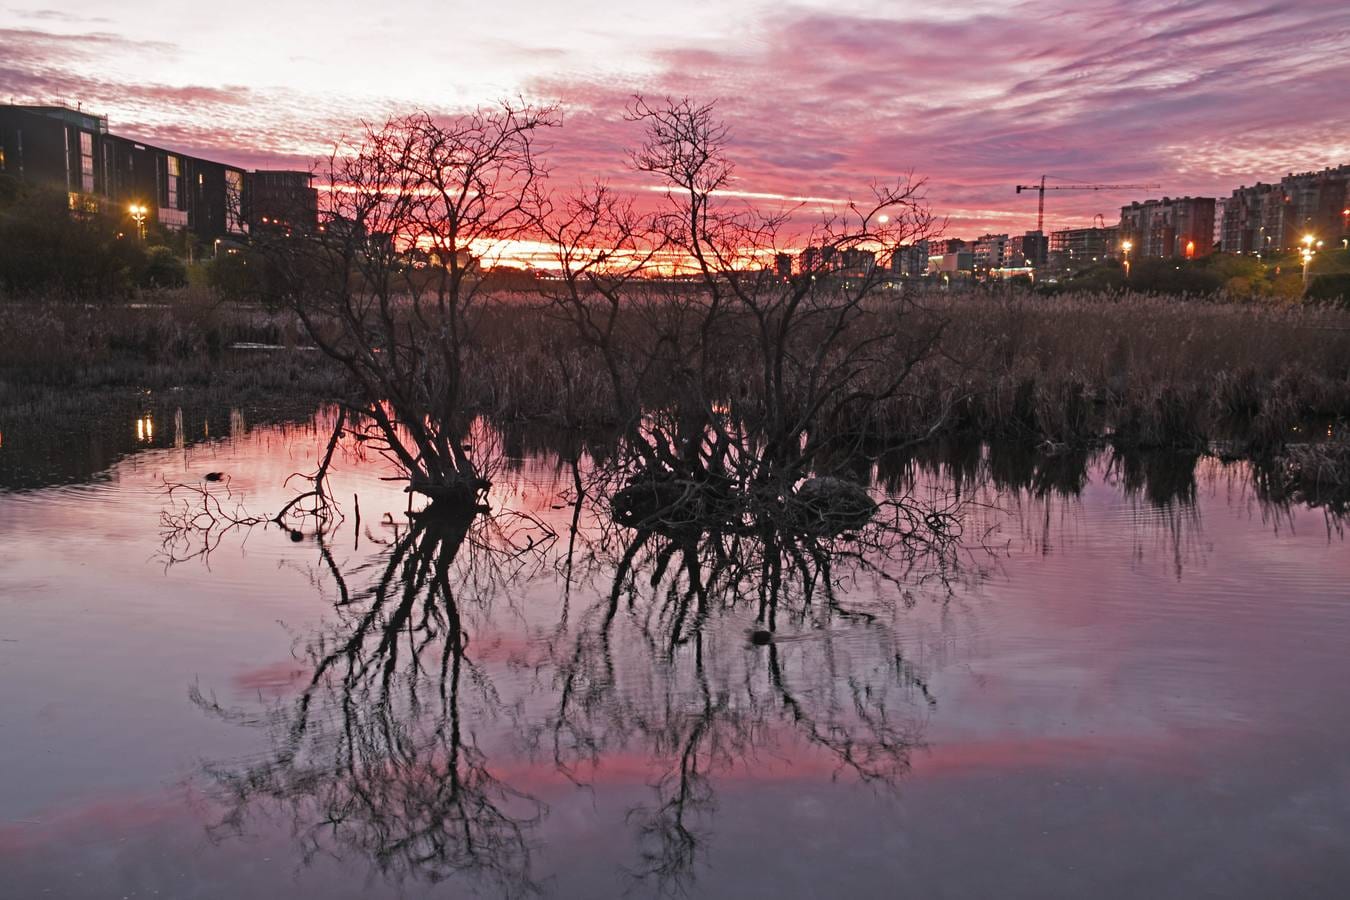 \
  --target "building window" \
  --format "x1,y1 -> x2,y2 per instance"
225,169 -> 244,233
79,131 -> 95,193
166,155 -> 180,209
